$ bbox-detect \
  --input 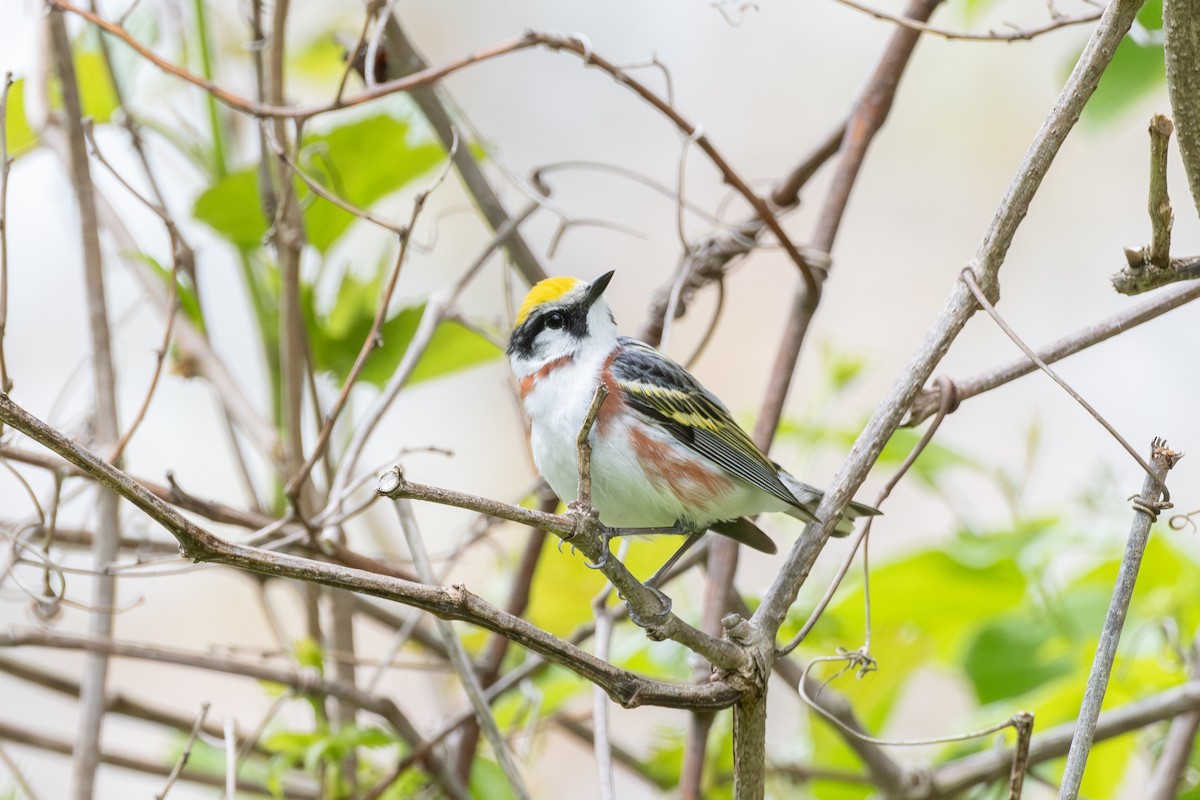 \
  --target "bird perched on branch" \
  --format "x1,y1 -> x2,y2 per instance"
507,271 -> 878,589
